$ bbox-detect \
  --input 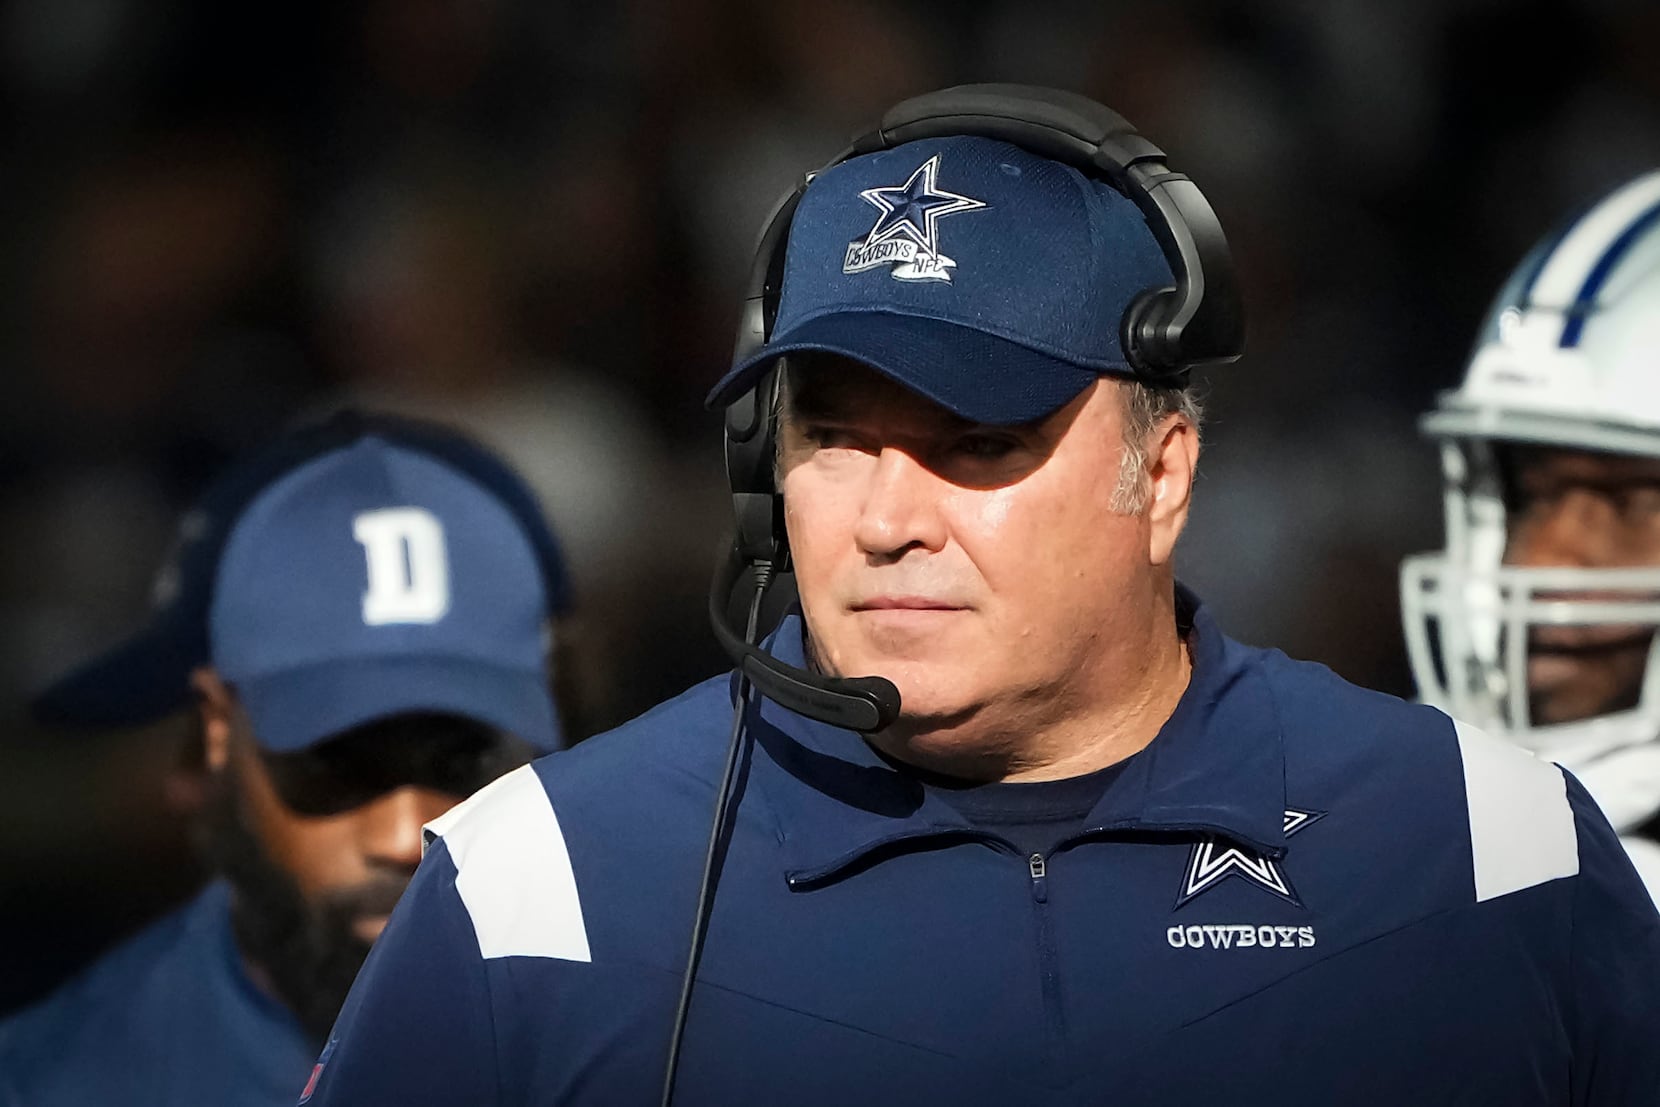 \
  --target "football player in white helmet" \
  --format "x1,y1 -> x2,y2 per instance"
1403,169 -> 1660,903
